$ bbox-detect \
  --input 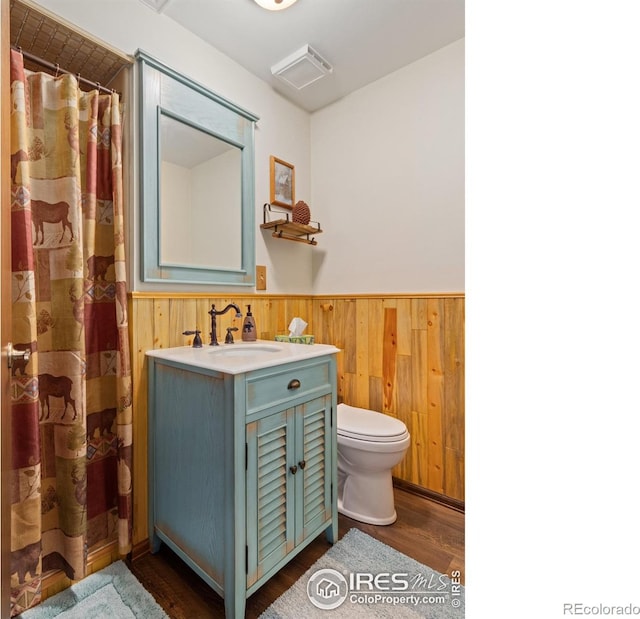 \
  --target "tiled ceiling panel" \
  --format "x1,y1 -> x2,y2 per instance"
9,0 -> 132,90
